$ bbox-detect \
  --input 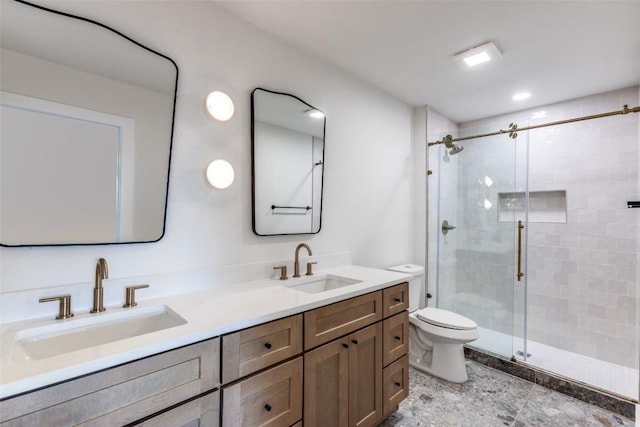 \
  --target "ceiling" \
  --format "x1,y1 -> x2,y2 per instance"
214,1 -> 640,123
